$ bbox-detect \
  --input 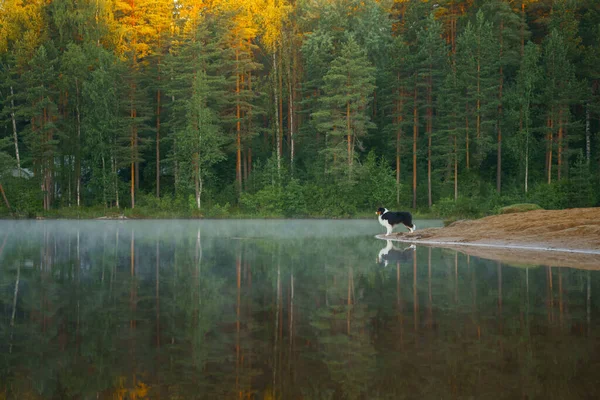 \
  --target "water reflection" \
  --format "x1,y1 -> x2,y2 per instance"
0,220 -> 599,399
376,240 -> 415,267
